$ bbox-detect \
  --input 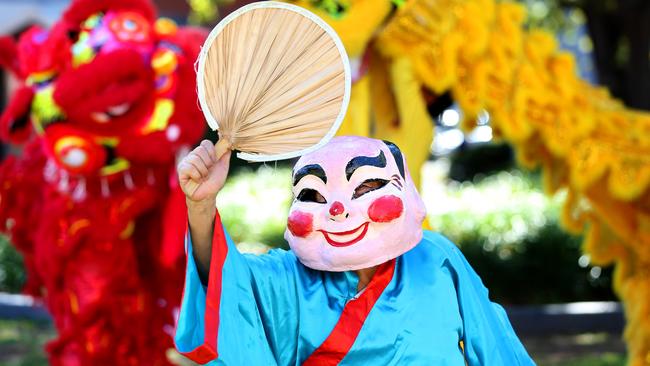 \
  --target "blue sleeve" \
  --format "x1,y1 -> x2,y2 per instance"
174,216 -> 299,365
425,232 -> 536,366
